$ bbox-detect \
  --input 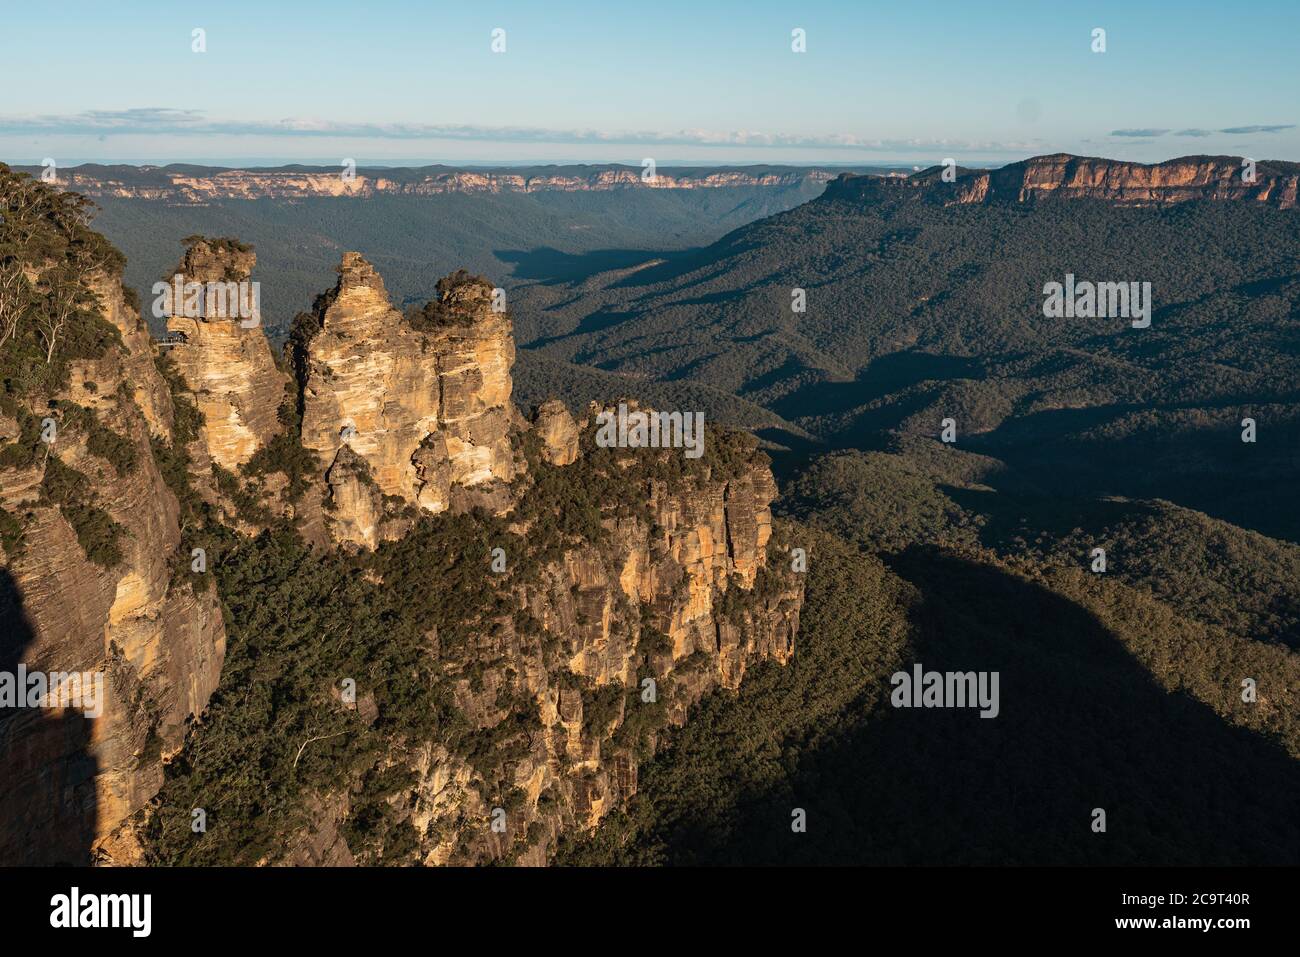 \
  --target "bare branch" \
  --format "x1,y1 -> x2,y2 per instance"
292,730 -> 347,768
